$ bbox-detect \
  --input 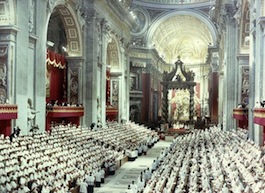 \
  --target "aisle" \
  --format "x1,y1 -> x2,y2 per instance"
94,136 -> 173,193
